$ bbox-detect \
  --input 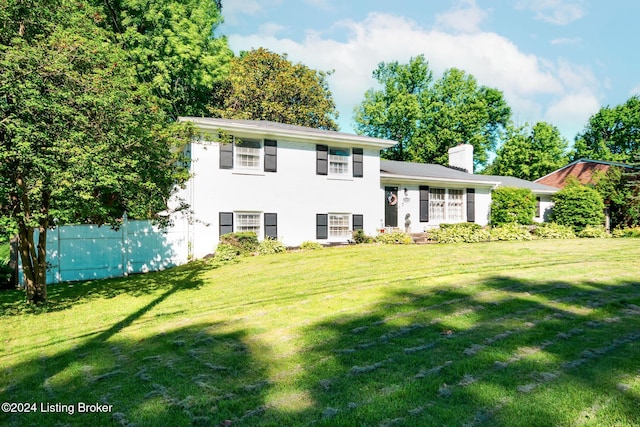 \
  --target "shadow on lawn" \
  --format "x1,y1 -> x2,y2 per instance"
283,276 -> 640,426
1,274 -> 274,426
0,260 -> 211,316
